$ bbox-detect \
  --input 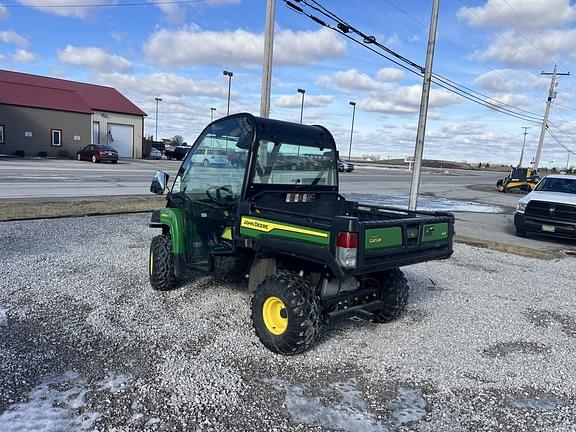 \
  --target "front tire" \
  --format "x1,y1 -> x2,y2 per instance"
149,235 -> 177,291
515,227 -> 527,237
251,272 -> 321,355
370,268 -> 409,323
203,159 -> 210,167
77,153 -> 81,161
91,155 -> 98,163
